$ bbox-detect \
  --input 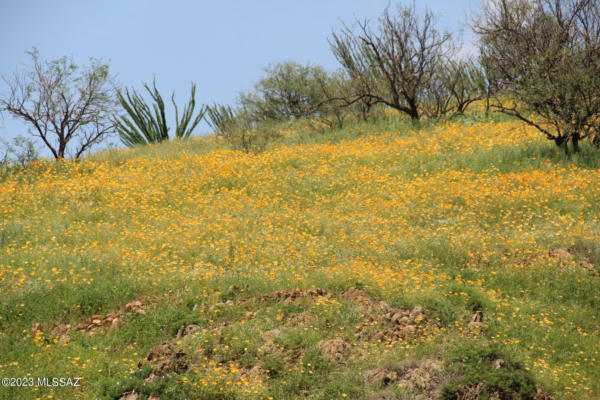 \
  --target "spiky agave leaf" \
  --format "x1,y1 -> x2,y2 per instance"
114,79 -> 170,147
173,83 -> 206,139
